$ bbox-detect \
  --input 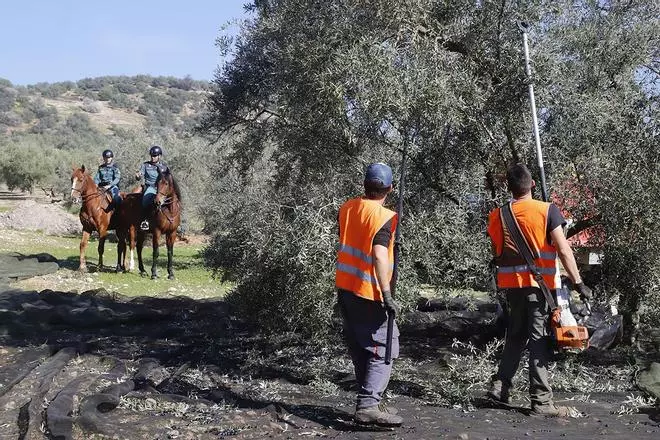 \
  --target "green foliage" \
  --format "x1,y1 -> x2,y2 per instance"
0,143 -> 56,191
0,86 -> 17,112
201,0 -> 659,337
203,182 -> 337,336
